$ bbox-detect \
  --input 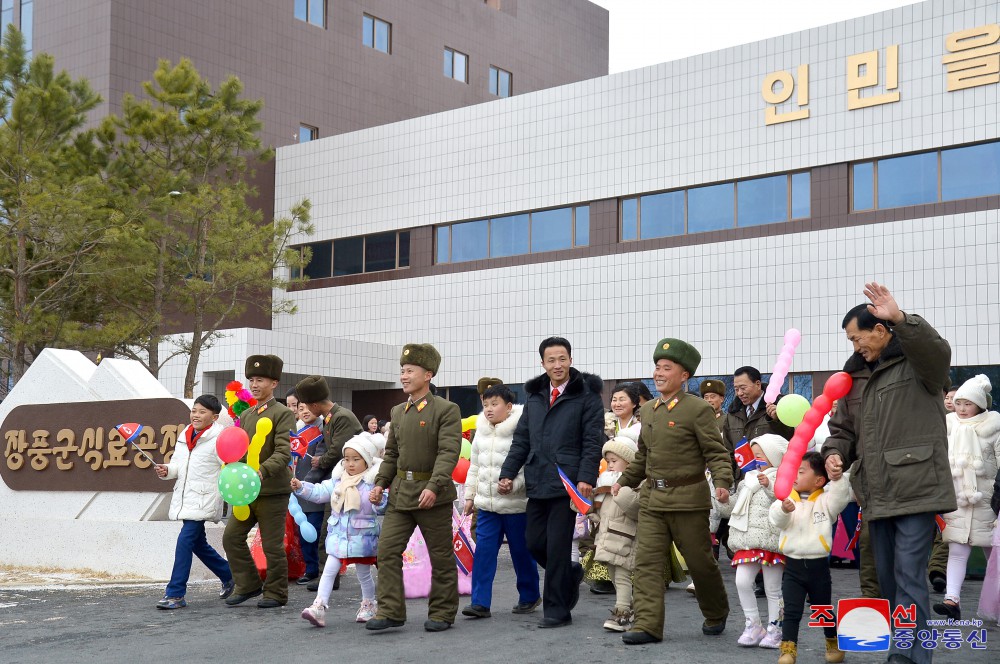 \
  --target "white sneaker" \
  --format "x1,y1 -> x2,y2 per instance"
301,601 -> 326,628
356,598 -> 377,623
737,619 -> 766,646
759,622 -> 782,648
